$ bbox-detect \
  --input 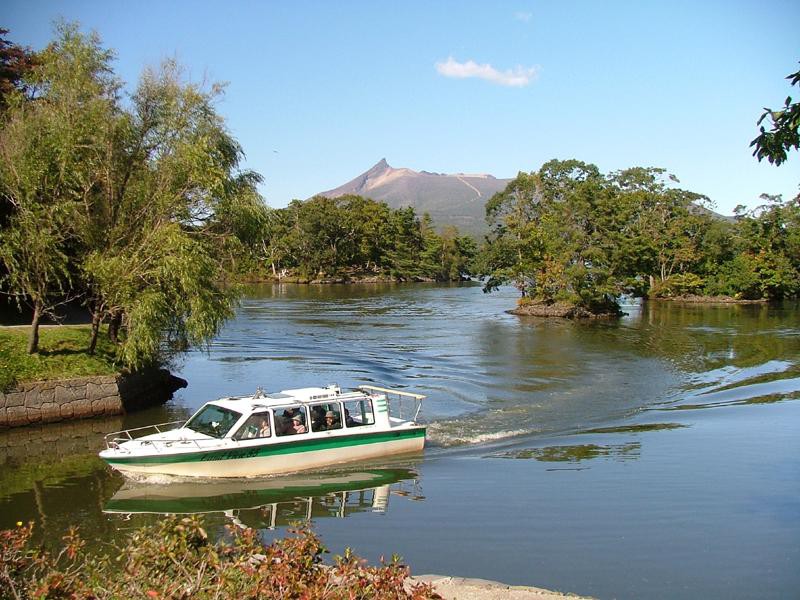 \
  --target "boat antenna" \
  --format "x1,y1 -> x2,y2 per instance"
254,387 -> 266,399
